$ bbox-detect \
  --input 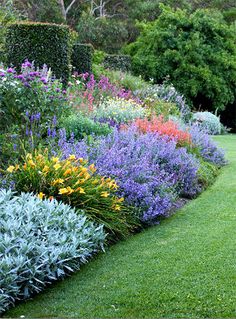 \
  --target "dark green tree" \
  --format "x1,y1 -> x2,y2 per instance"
127,5 -> 236,111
